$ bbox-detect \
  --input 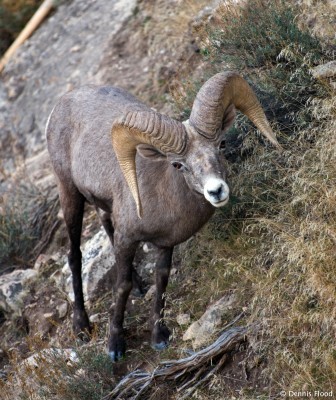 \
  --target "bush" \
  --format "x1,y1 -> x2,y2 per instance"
175,0 -> 333,136
1,341 -> 116,400
209,0 -> 323,68
0,178 -> 59,273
